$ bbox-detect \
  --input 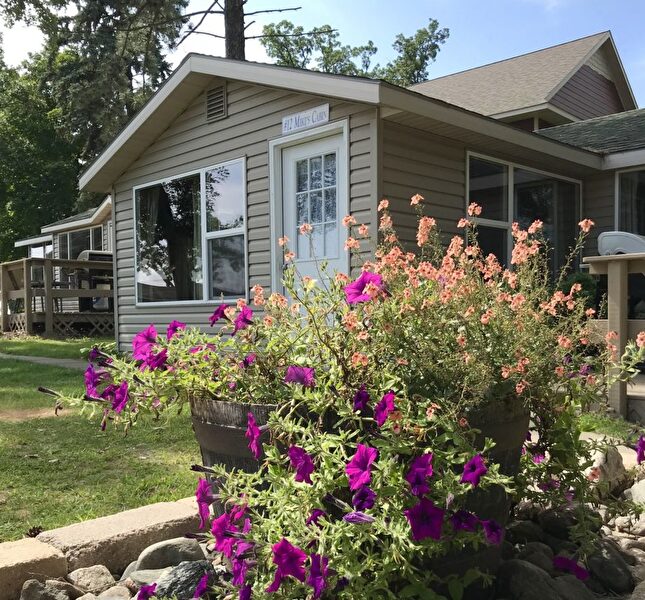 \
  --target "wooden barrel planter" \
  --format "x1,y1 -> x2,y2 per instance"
189,397 -> 276,474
